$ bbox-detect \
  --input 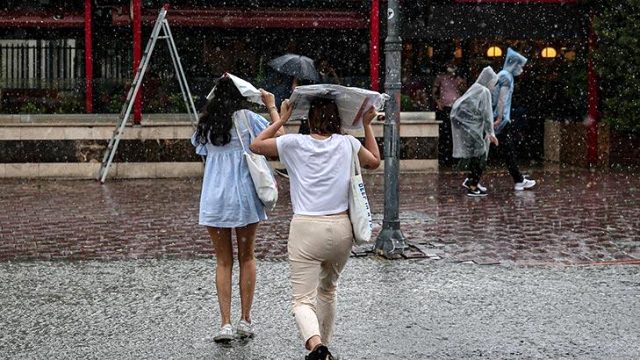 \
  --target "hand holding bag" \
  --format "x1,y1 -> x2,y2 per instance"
348,138 -> 373,244
234,111 -> 278,211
